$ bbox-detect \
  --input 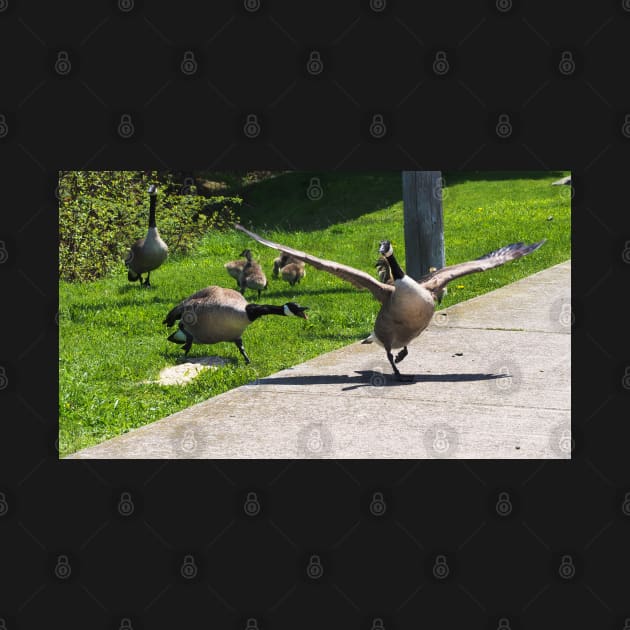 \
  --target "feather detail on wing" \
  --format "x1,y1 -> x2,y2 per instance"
419,240 -> 546,294
234,223 -> 394,303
